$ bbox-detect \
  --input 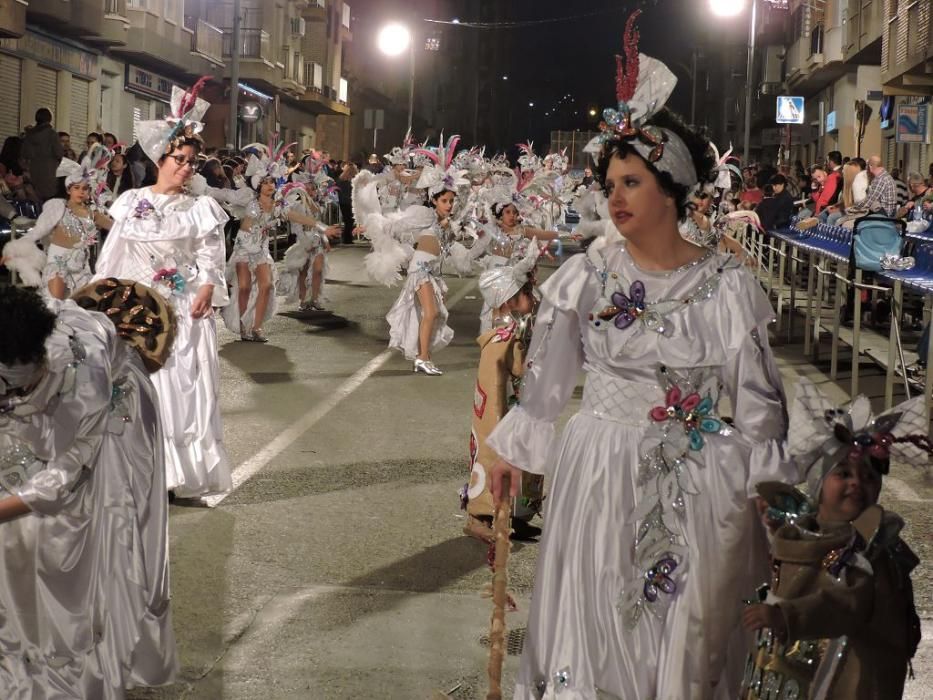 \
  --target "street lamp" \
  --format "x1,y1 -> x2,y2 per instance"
228,0 -> 241,150
377,22 -> 415,137
710,0 -> 756,165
